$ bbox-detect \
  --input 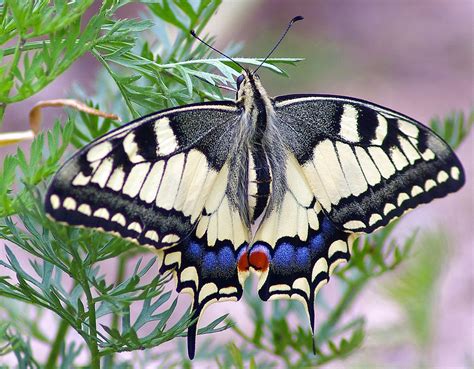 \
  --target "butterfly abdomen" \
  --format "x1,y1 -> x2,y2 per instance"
248,148 -> 272,223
